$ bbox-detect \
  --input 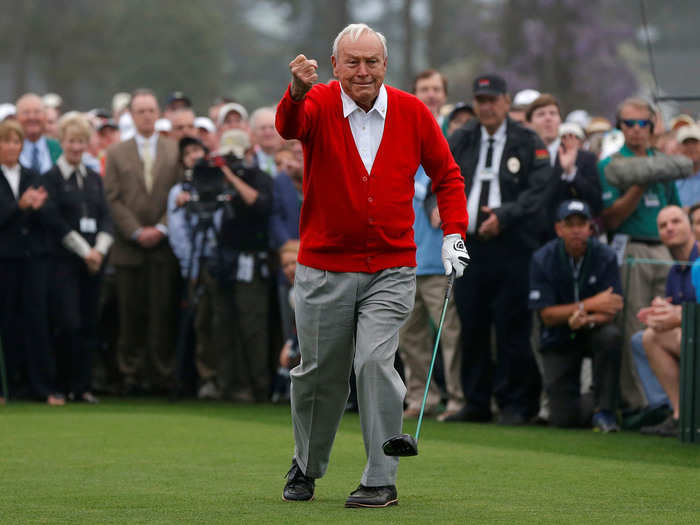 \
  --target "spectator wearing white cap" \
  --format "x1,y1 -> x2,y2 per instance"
112,92 -> 131,121
675,124 -> 700,209
526,94 -> 602,243
0,103 -> 16,122
217,102 -> 248,134
194,116 -> 218,152
565,109 -> 591,131
154,118 -> 172,138
509,88 -> 540,124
